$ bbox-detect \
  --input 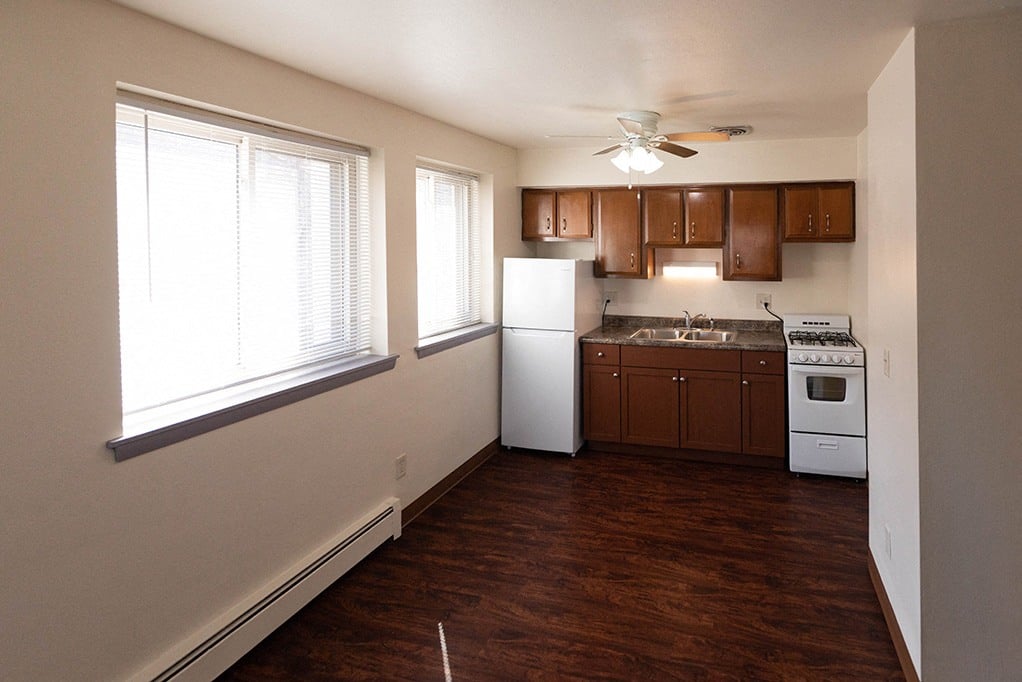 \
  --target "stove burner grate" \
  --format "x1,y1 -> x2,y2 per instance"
788,330 -> 856,347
